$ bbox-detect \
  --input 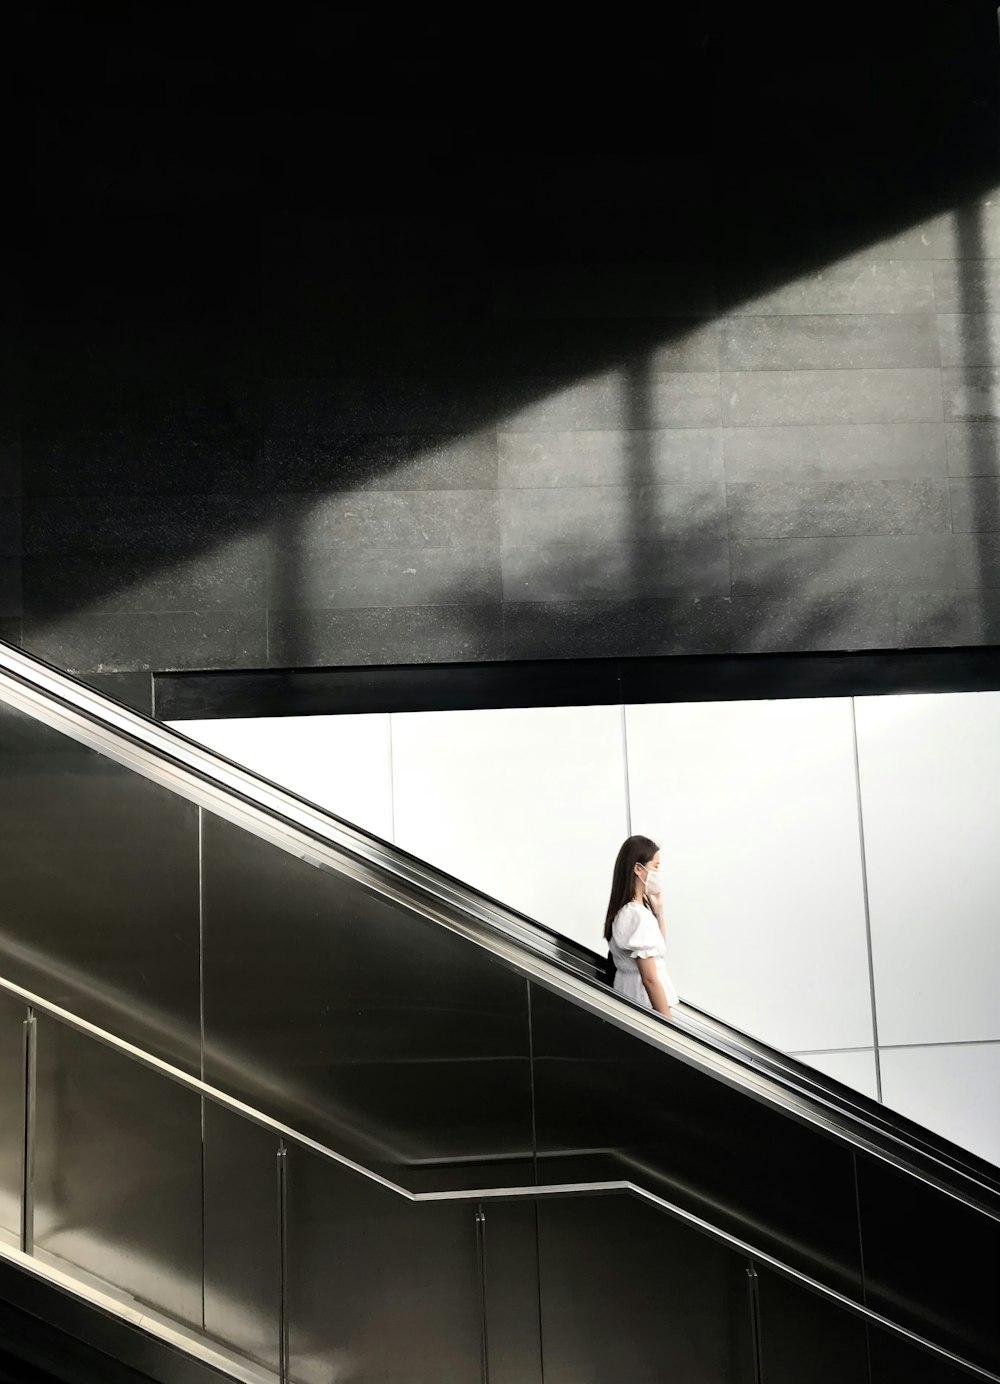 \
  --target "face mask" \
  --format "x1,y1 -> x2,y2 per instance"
642,867 -> 662,895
